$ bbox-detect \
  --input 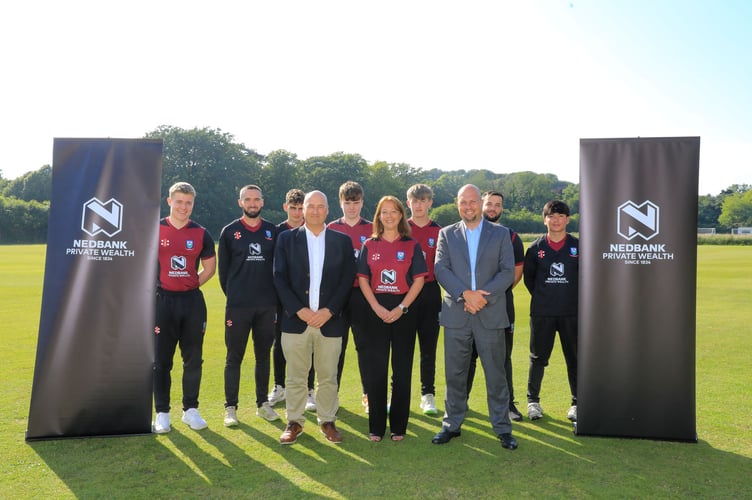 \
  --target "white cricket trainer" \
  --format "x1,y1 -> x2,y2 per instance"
153,412 -> 171,434
268,385 -> 286,407
224,406 -> 239,427
256,402 -> 280,421
567,405 -> 577,422
305,389 -> 317,411
420,393 -> 438,415
182,408 -> 208,430
527,402 -> 544,420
